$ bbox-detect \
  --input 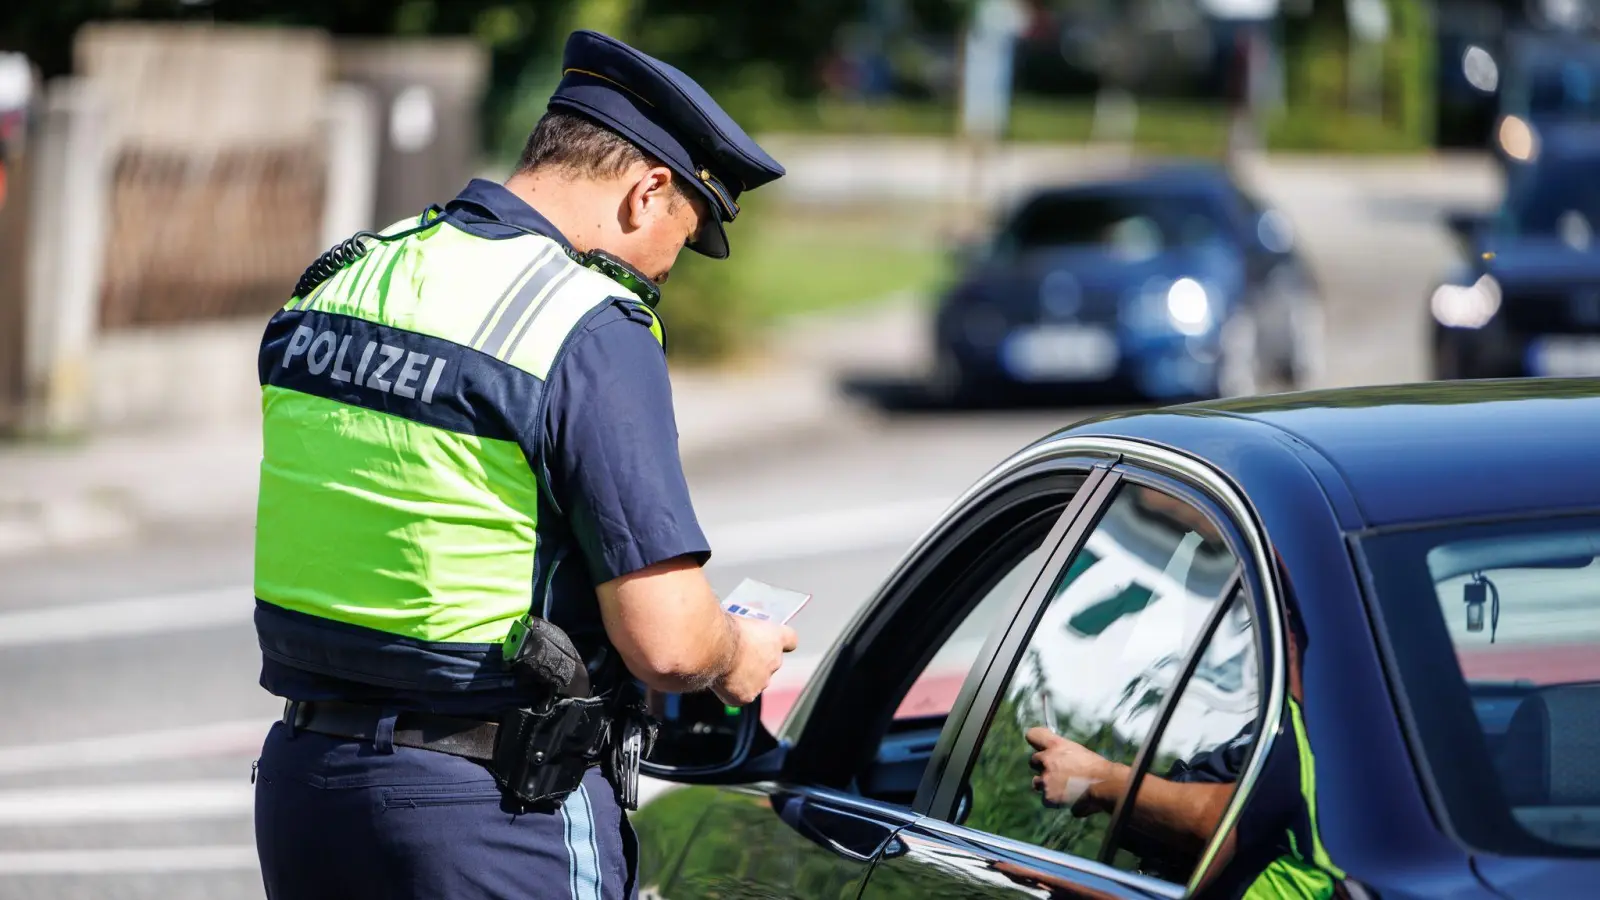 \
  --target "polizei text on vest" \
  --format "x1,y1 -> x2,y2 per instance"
281,325 -> 449,404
